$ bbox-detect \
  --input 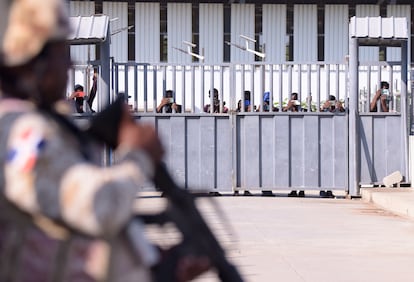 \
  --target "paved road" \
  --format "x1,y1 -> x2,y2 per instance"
135,191 -> 414,282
